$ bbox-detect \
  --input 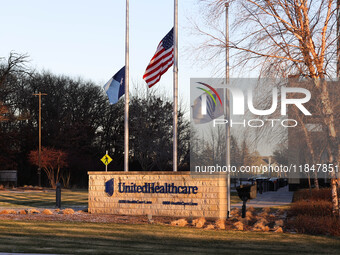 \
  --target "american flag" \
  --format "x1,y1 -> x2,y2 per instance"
143,28 -> 174,88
